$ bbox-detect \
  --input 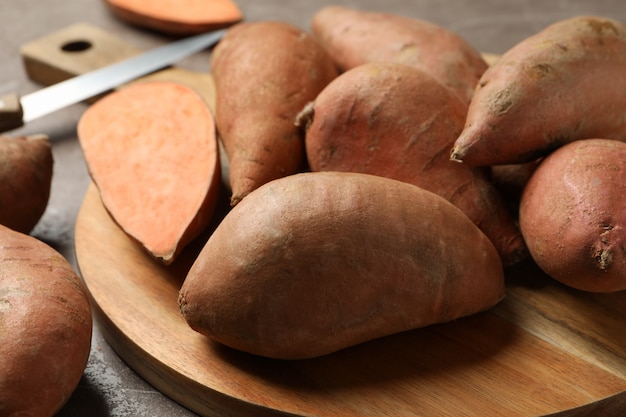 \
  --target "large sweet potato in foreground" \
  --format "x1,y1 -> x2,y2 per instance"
520,139 -> 626,292
0,224 -> 92,416
179,172 -> 505,360
0,134 -> 53,233
451,15 -> 626,166
300,62 -> 526,266
212,21 -> 338,206
311,5 -> 488,103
